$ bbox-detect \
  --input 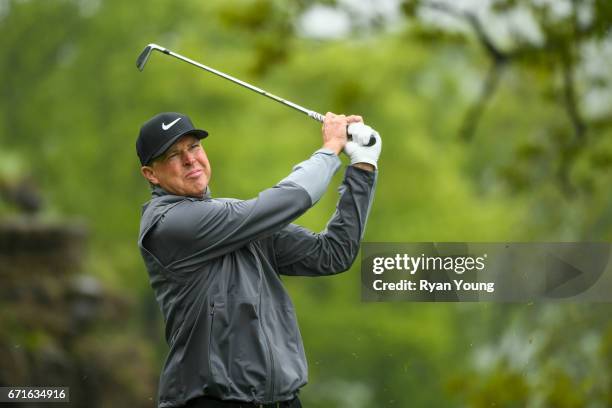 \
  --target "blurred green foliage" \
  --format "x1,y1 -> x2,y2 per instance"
1,0 -> 612,407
